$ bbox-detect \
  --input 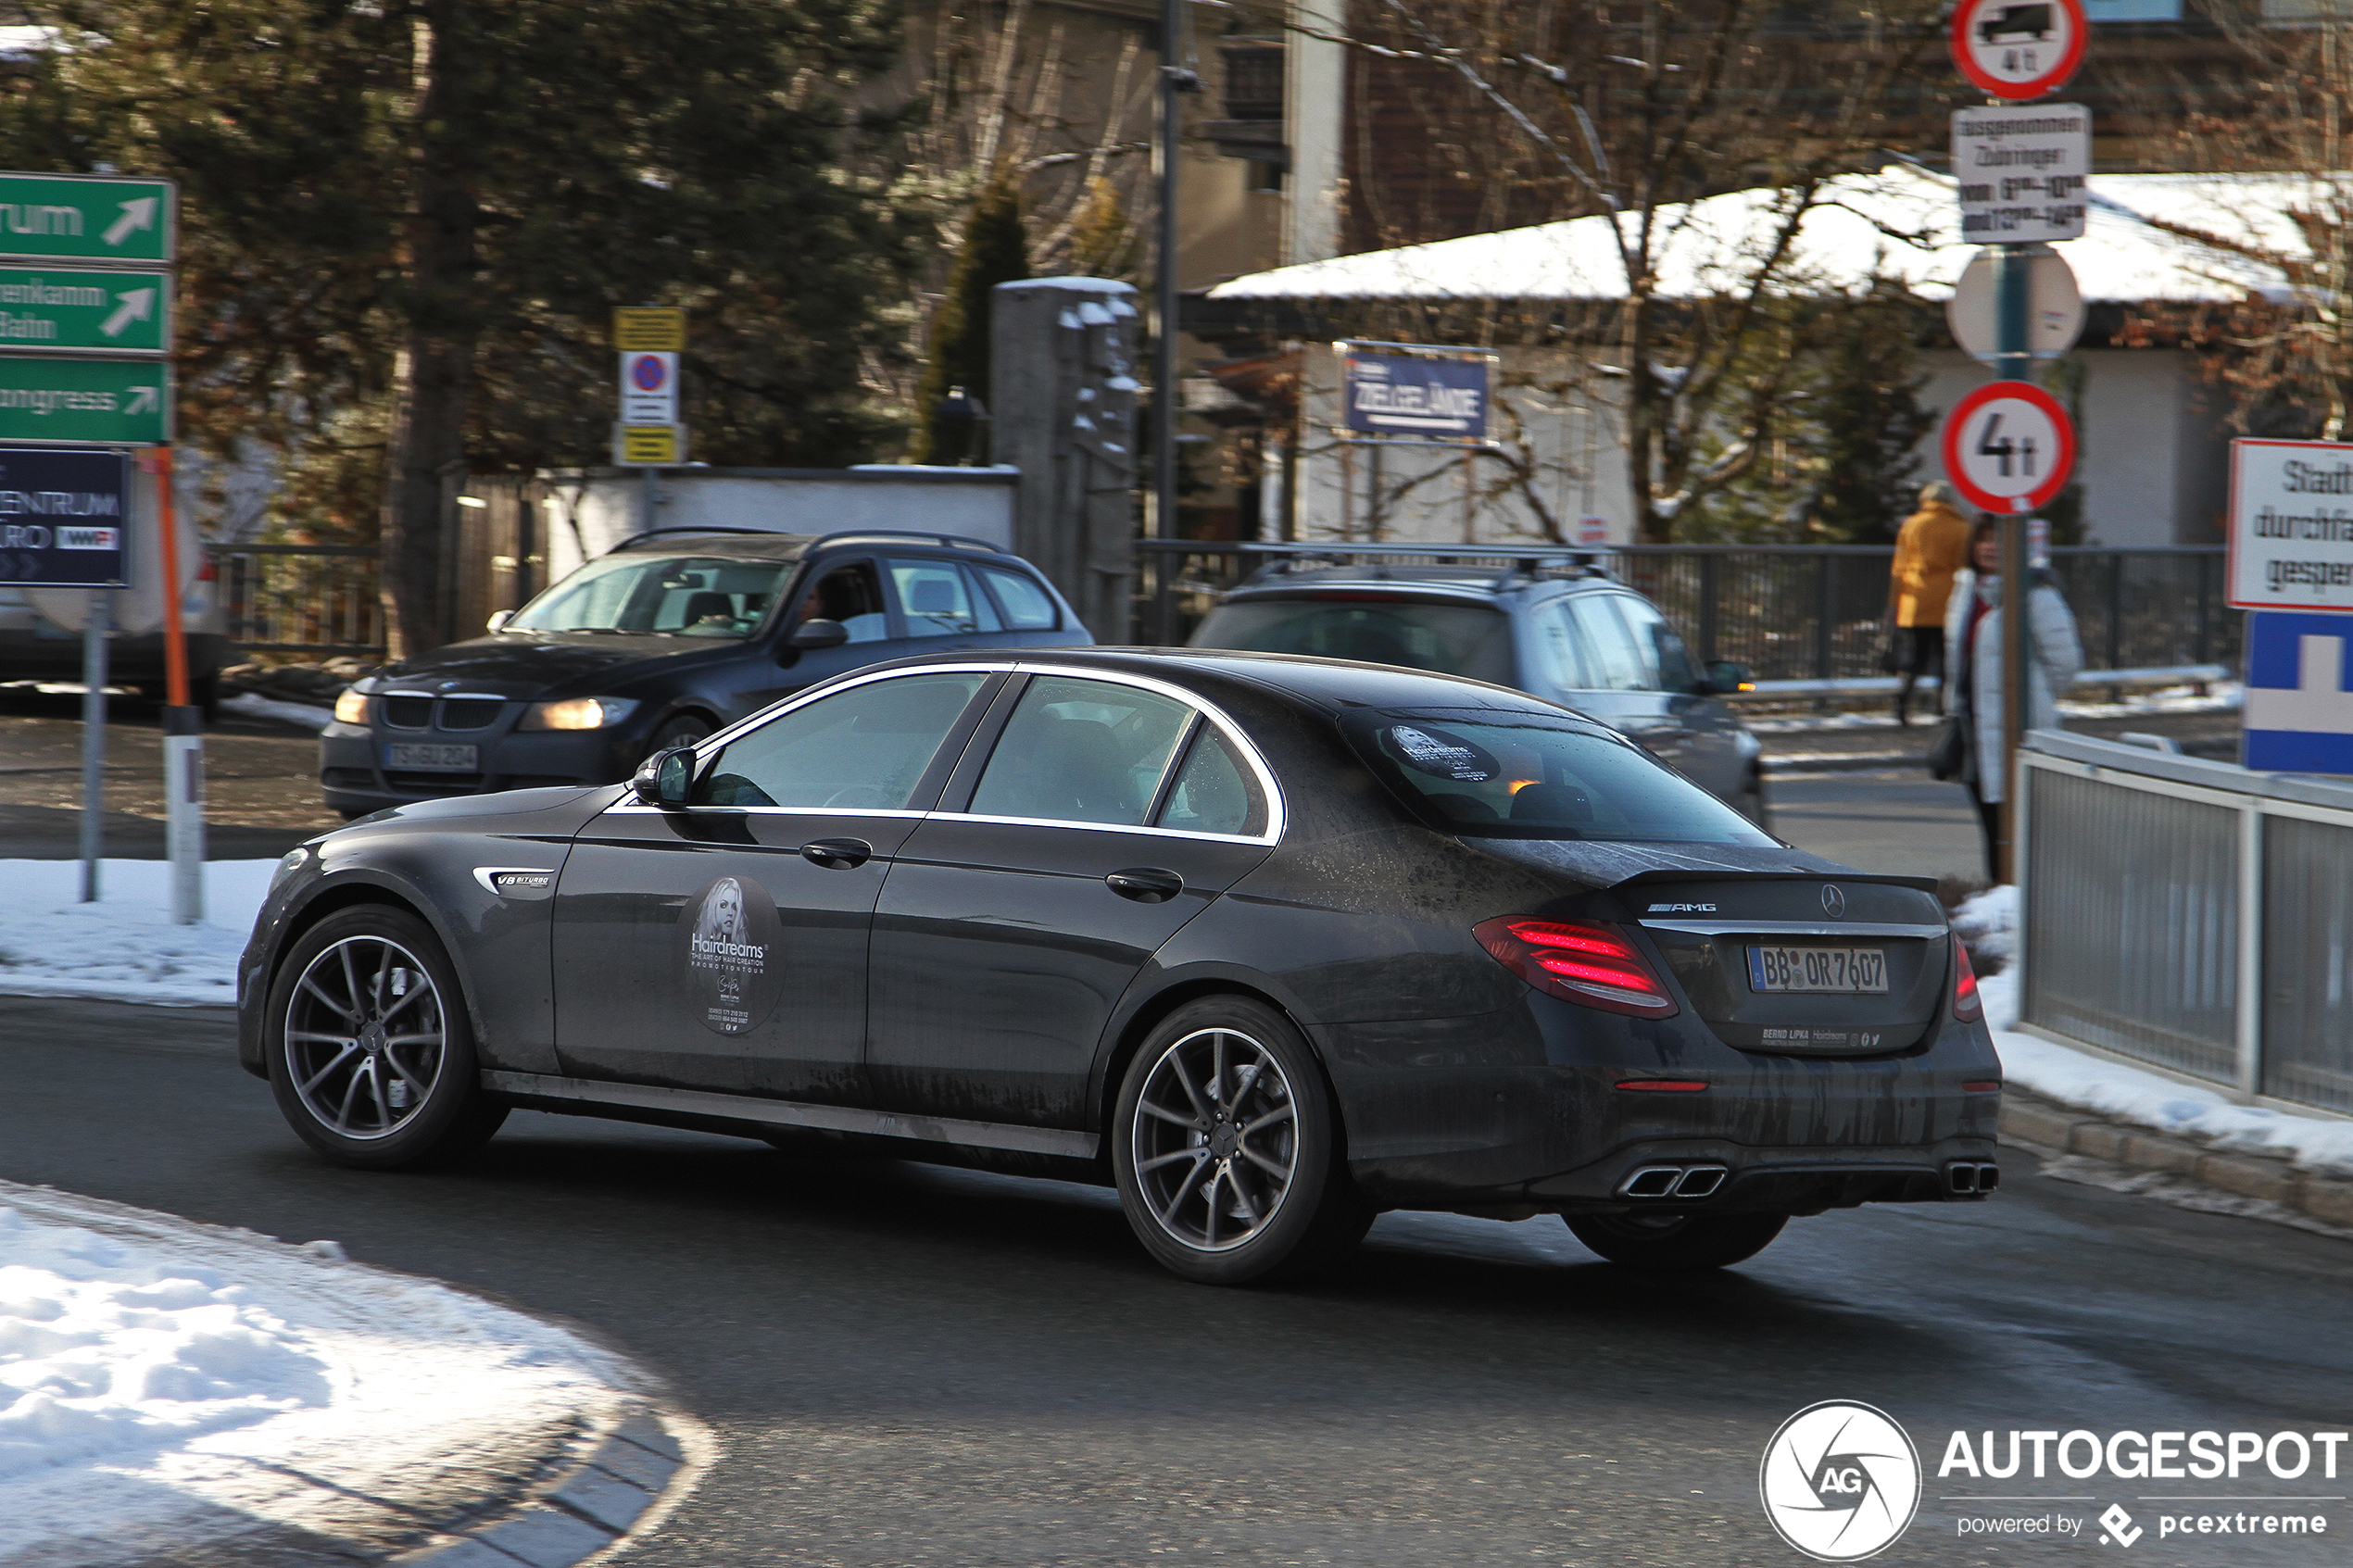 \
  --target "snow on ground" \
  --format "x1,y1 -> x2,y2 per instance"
1958,885 -> 2353,1181
0,1181 -> 655,1565
219,692 -> 335,733
0,859 -> 279,1006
